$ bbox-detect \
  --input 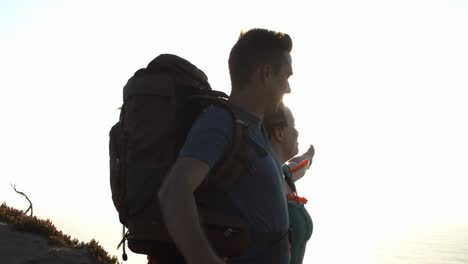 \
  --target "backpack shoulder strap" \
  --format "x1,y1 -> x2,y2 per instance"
189,96 -> 250,189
